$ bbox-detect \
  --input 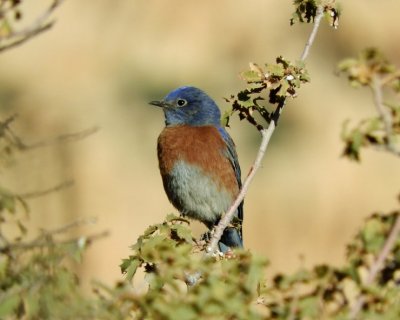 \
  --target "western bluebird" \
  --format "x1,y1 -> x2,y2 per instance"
150,86 -> 243,252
